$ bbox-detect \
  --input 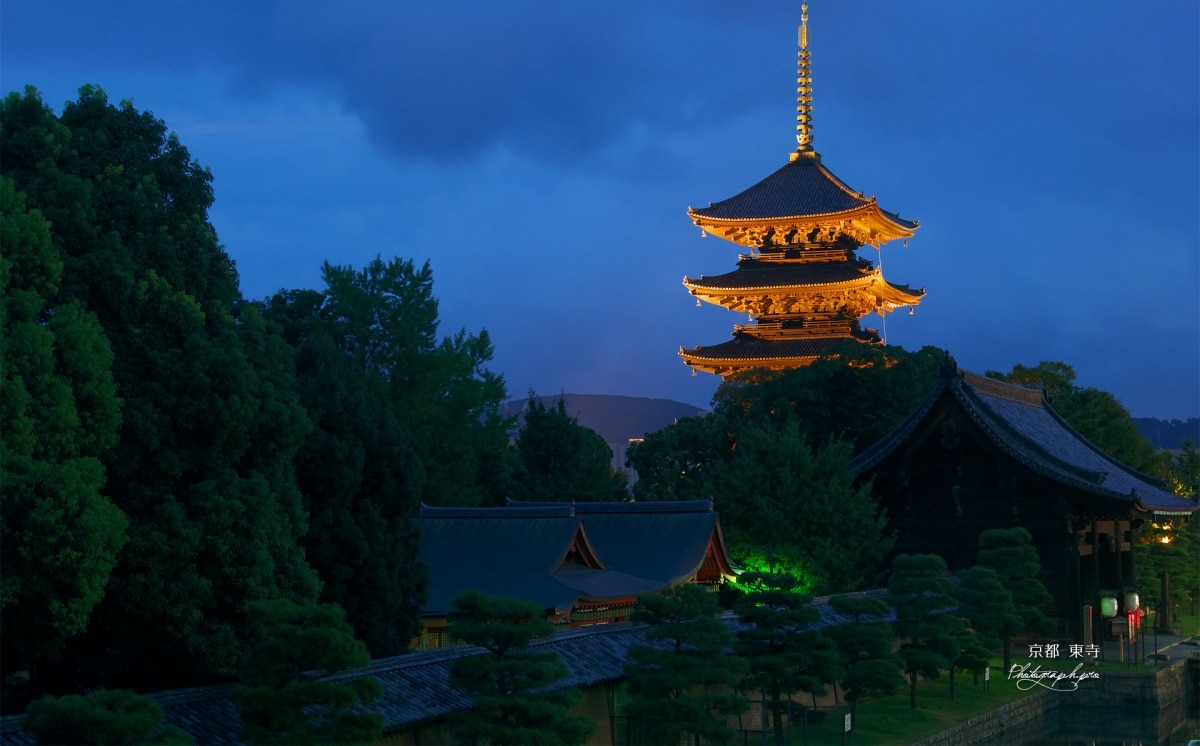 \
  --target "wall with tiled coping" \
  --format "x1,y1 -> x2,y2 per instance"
910,660 -> 1190,746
